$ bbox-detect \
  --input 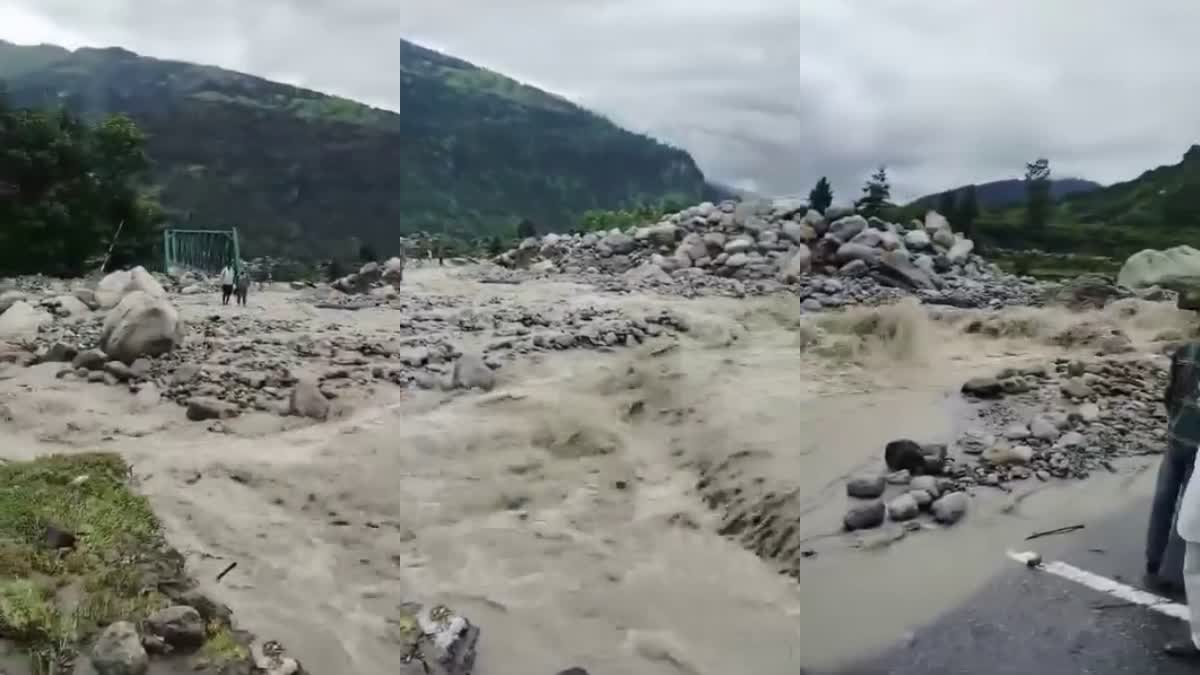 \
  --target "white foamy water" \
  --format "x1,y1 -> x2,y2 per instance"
0,267 -> 1185,674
